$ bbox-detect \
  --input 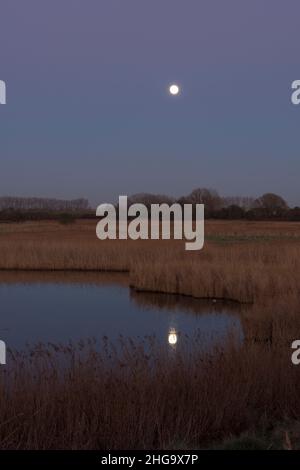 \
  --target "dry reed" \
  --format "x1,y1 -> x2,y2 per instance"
1,220 -> 300,303
0,334 -> 298,450
1,221 -> 300,449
